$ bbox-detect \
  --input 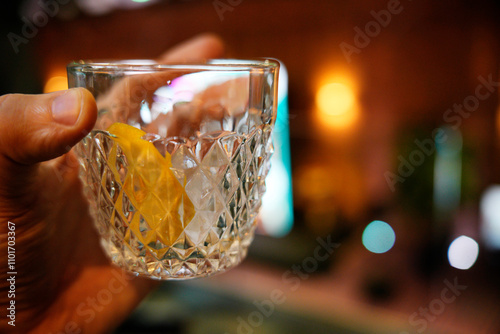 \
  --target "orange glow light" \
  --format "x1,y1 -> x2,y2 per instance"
316,83 -> 355,116
315,78 -> 359,130
44,75 -> 68,93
